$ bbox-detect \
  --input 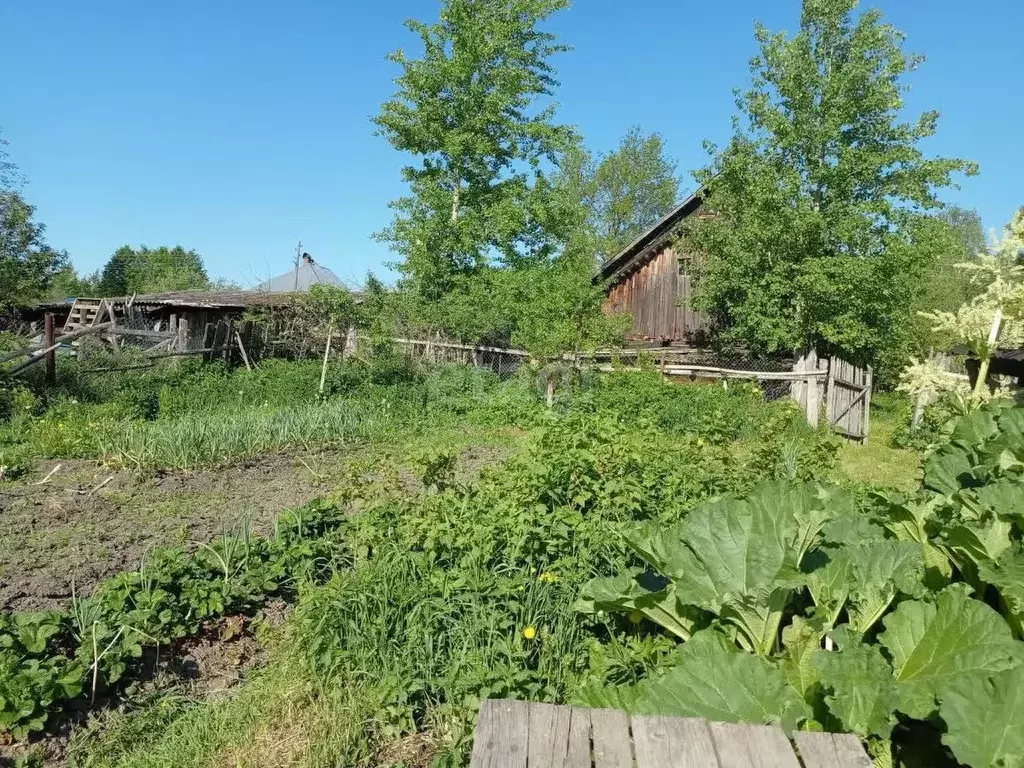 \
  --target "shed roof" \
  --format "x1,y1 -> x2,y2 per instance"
599,190 -> 705,287
33,291 -> 298,312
